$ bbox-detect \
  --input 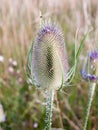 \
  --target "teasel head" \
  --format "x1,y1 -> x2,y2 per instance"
27,20 -> 68,90
81,50 -> 98,82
